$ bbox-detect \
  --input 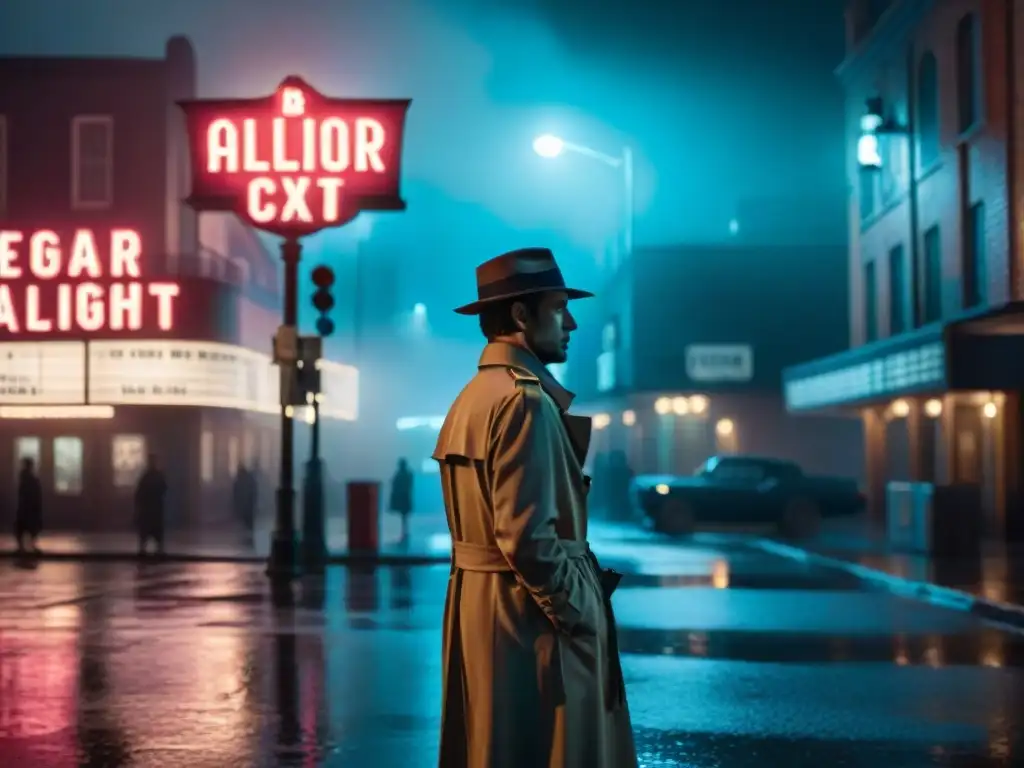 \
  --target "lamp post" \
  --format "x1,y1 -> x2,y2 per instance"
532,134 -> 634,257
